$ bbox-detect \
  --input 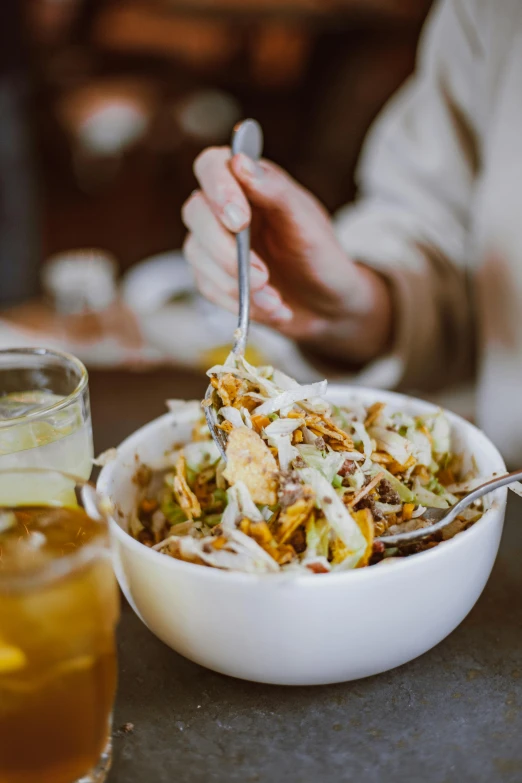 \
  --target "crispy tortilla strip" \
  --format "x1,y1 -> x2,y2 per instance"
412,464 -> 430,481
249,519 -> 276,548
352,508 -> 374,567
292,429 -> 303,445
371,451 -> 394,465
273,487 -> 315,544
235,395 -> 260,412
364,402 -> 385,429
172,454 -> 201,520
223,427 -> 278,505
328,441 -> 352,452
192,468 -> 217,509
330,536 -> 351,566
217,420 -> 233,434
305,414 -> 353,450
240,517 -> 296,565
348,471 -> 384,507
213,373 -> 246,407
387,455 -> 416,475
272,544 -> 296,565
